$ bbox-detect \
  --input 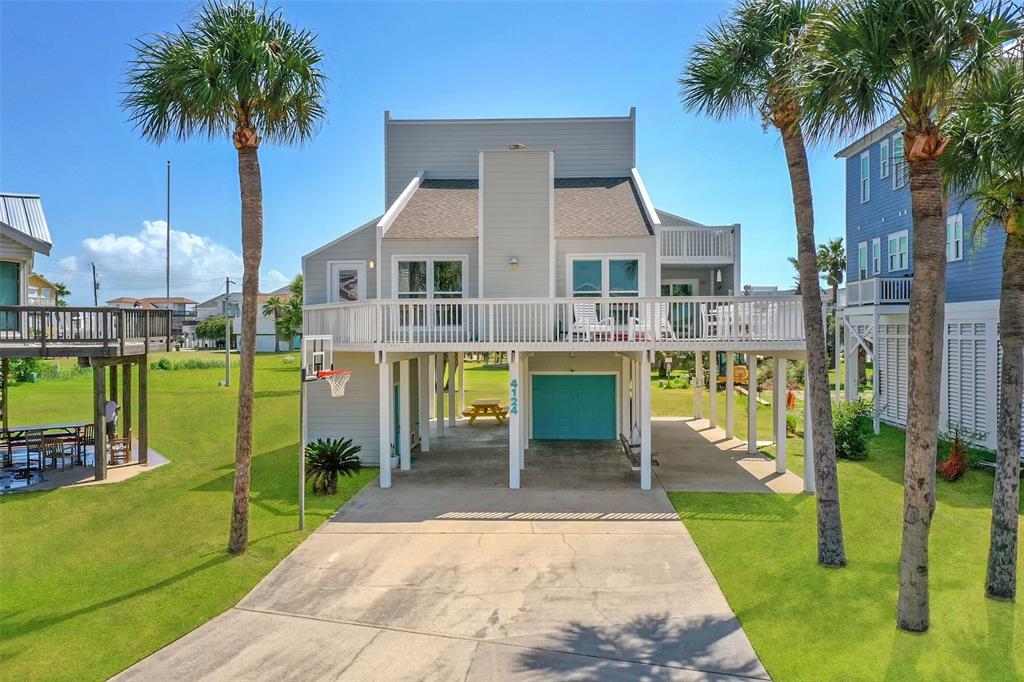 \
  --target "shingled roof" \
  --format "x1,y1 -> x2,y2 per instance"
383,177 -> 653,239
